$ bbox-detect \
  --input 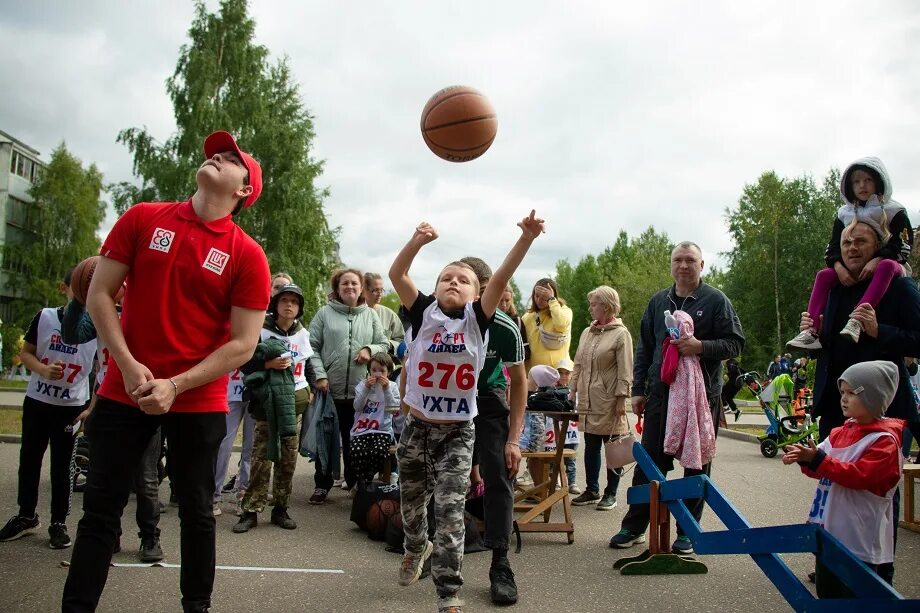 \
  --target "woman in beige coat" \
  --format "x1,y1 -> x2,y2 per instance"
569,286 -> 633,511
